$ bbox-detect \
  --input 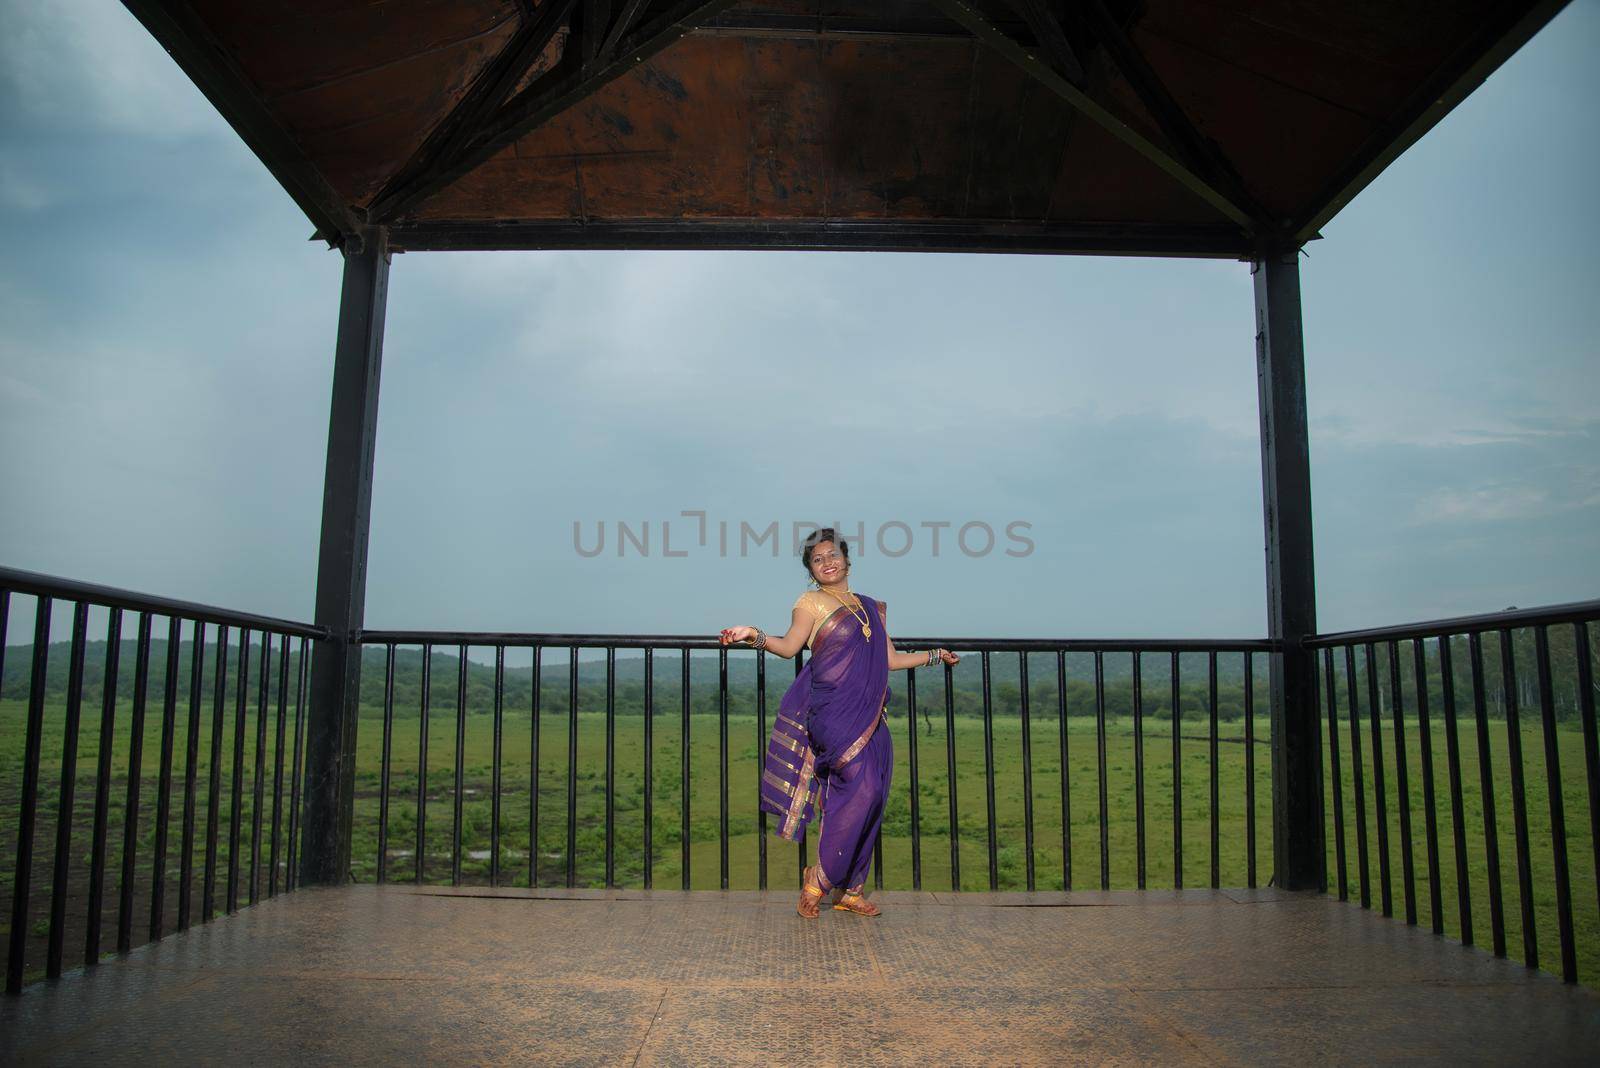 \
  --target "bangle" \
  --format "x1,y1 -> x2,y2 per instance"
926,648 -> 939,667
750,628 -> 768,651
